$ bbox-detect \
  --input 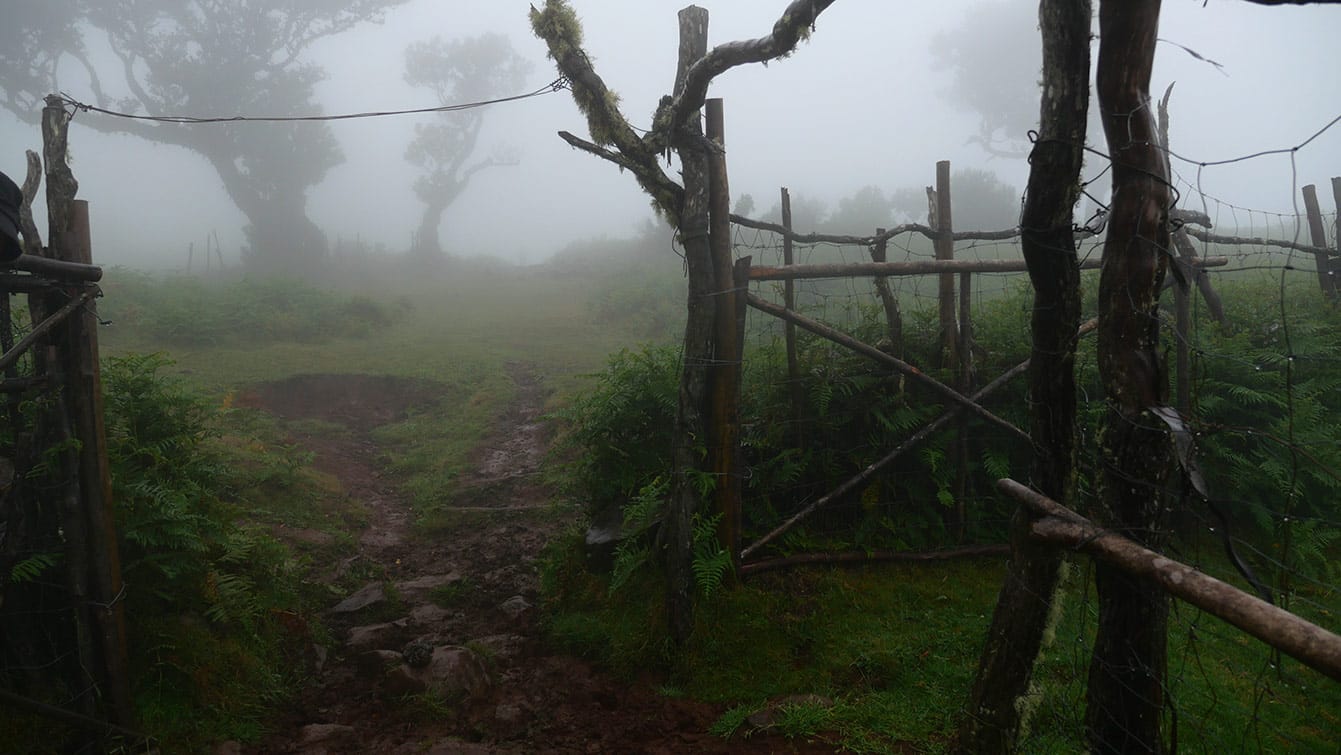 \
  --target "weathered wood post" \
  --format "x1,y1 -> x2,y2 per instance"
934,161 -> 958,369
42,94 -> 134,728
954,266 -> 973,540
781,188 -> 803,445
869,229 -> 902,355
665,5 -> 715,643
706,97 -> 742,566
1302,183 -> 1335,299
